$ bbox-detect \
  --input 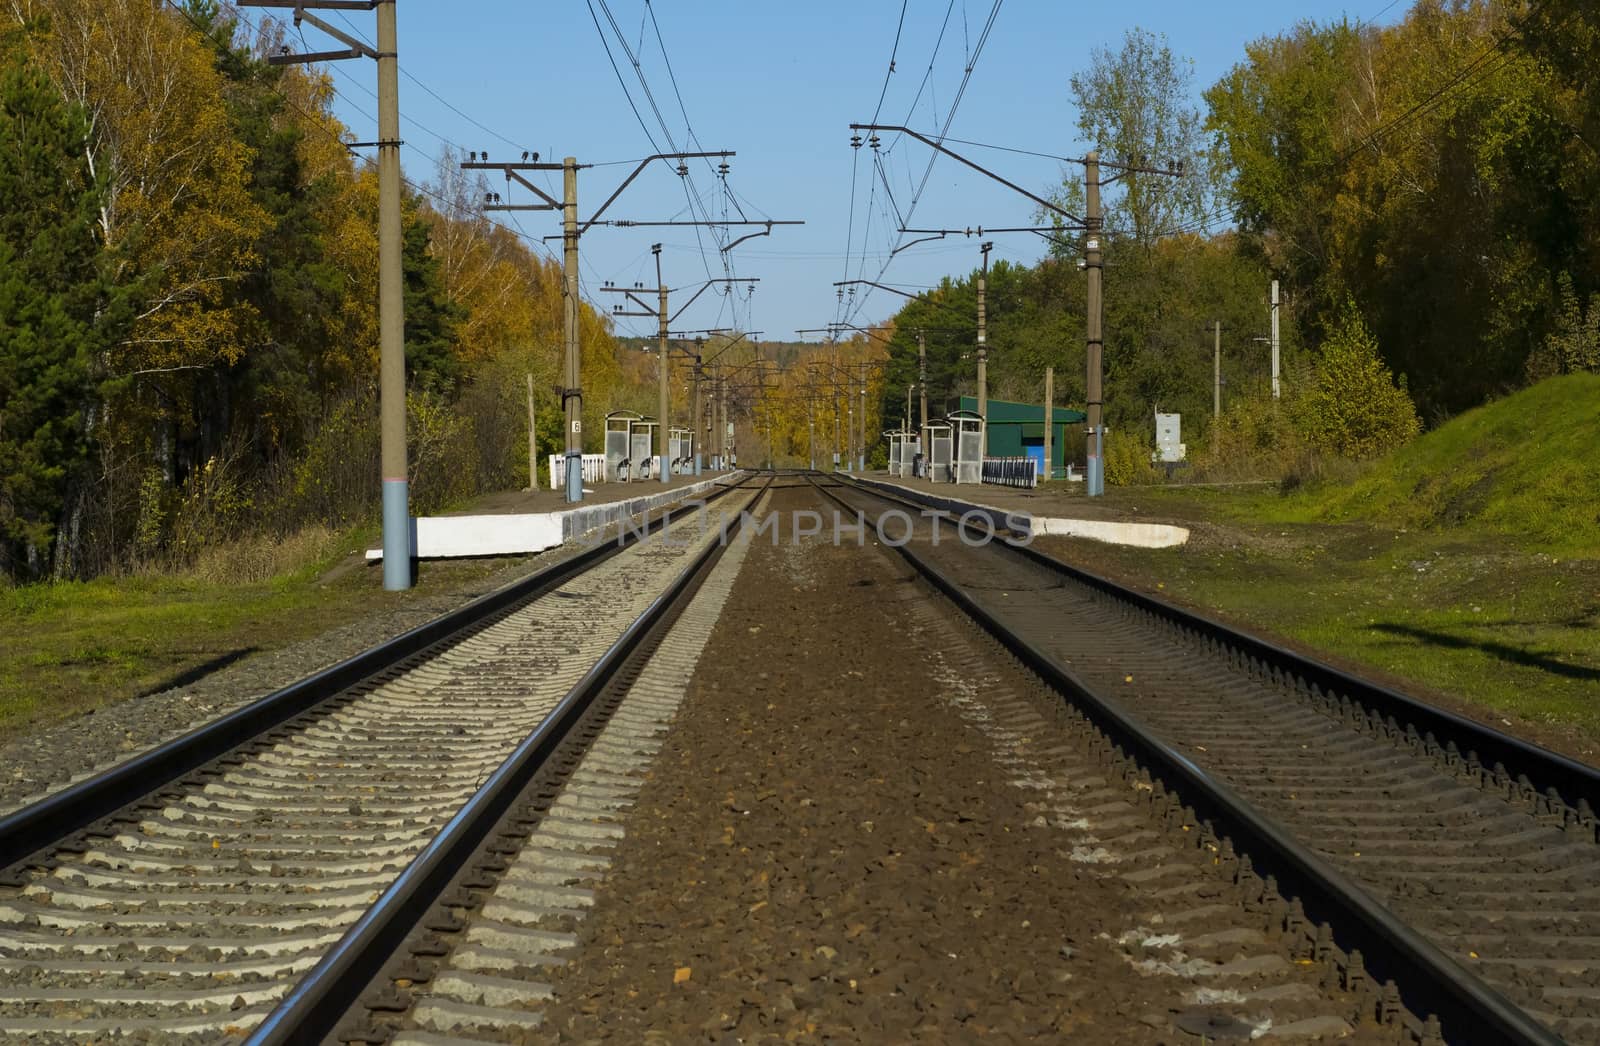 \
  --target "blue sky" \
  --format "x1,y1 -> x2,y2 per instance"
259,1 -> 1405,345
